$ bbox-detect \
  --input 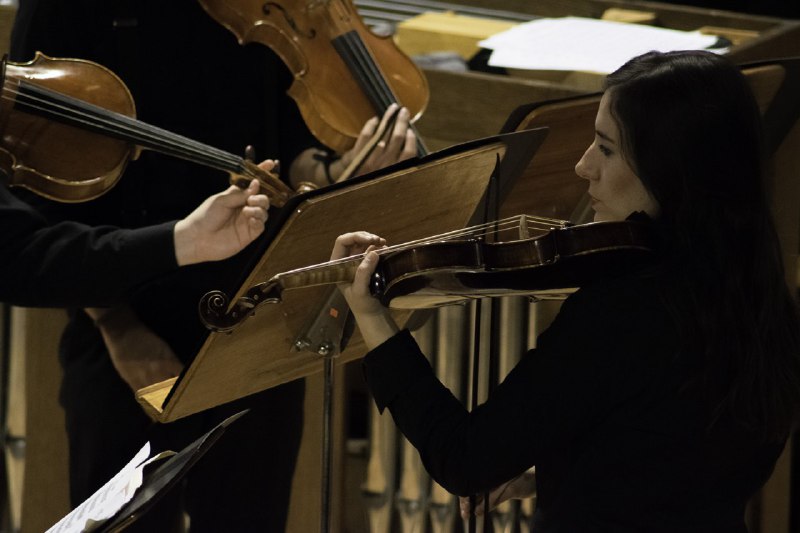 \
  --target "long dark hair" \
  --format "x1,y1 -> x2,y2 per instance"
605,50 -> 800,441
